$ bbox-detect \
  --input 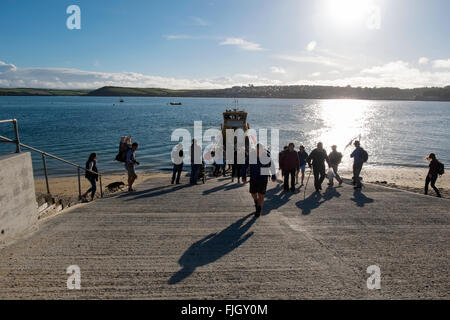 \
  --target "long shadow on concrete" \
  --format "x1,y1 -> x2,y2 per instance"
263,184 -> 293,216
168,214 -> 256,285
296,186 -> 341,215
203,181 -> 245,195
122,184 -> 193,201
351,189 -> 374,207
